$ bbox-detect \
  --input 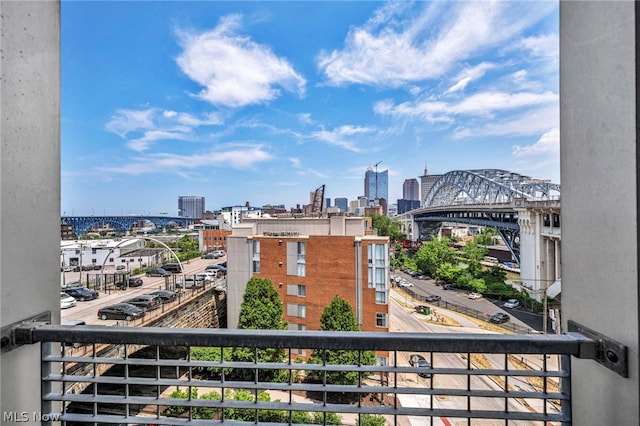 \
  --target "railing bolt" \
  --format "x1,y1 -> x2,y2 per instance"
605,349 -> 619,363
1,335 -> 10,348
